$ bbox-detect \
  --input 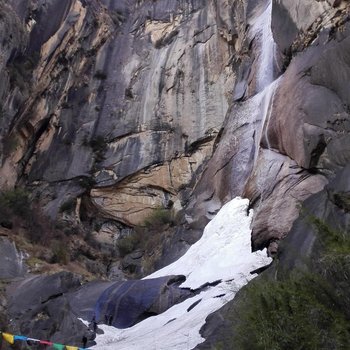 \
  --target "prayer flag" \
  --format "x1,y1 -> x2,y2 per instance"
2,332 -> 14,344
66,346 -> 79,350
14,335 -> 28,341
40,339 -> 53,345
53,343 -> 65,350
27,337 -> 40,342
